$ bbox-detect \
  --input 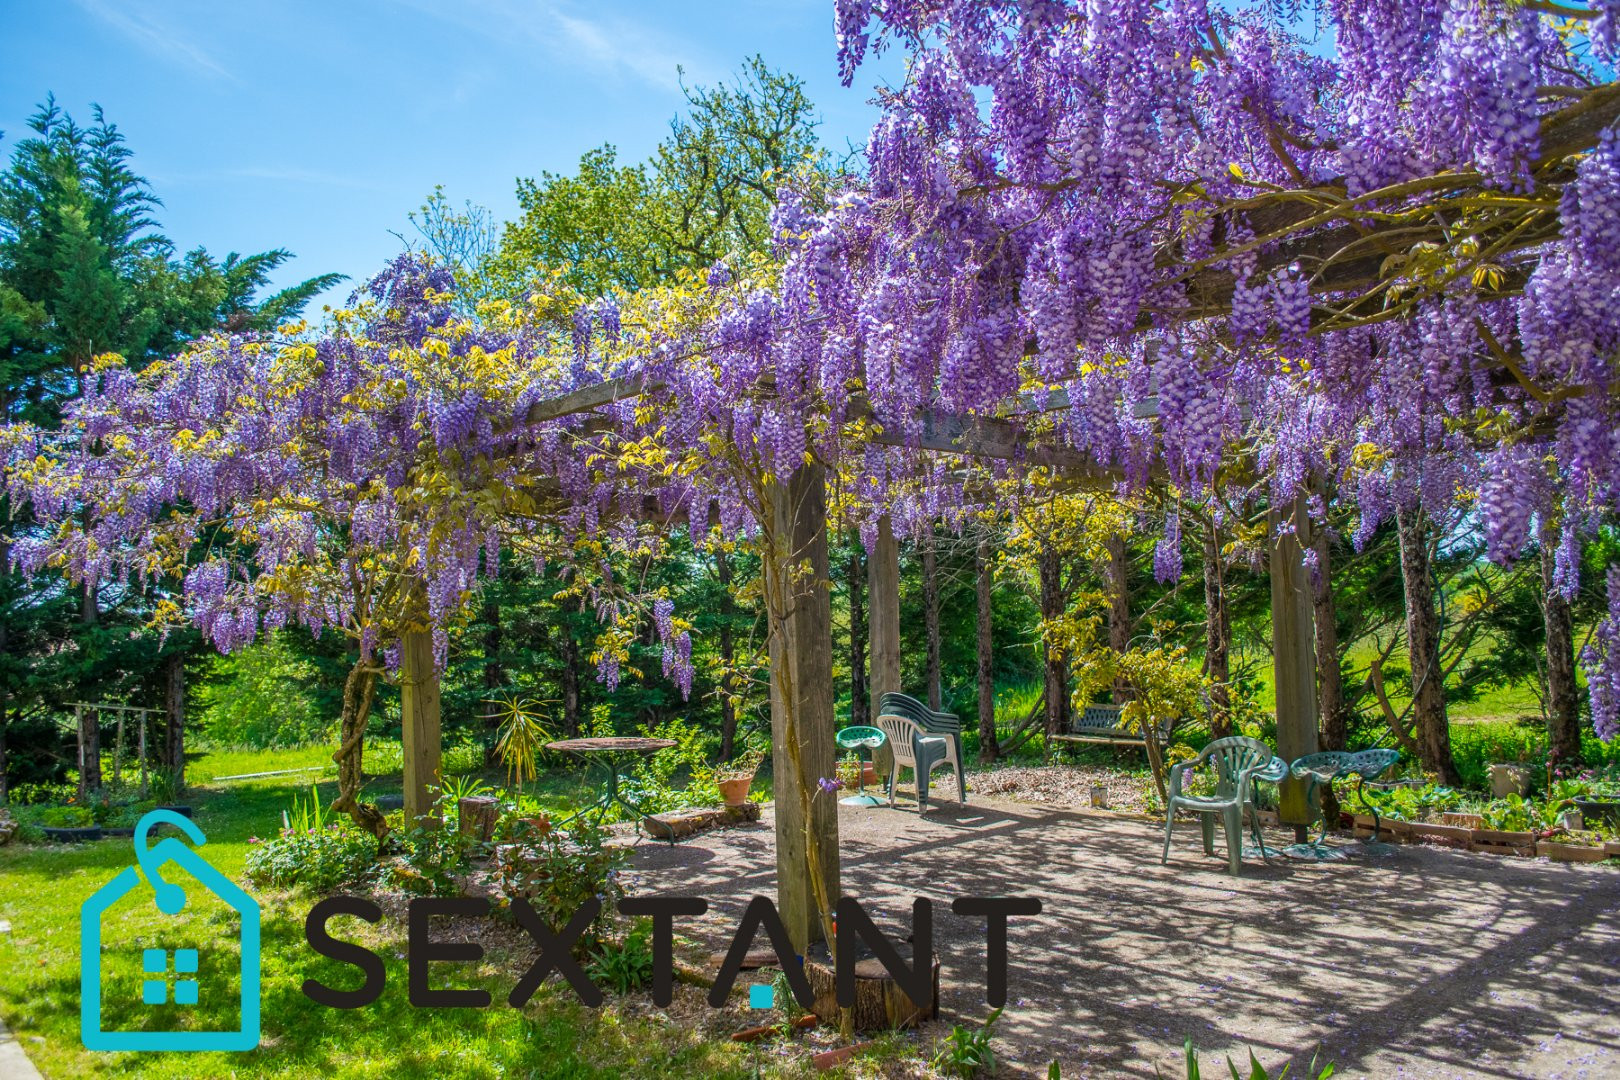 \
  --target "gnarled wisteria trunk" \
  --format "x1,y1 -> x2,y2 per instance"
332,656 -> 386,839
165,653 -> 186,785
